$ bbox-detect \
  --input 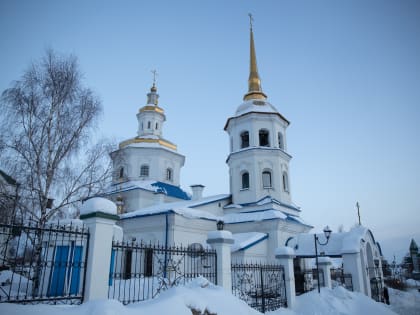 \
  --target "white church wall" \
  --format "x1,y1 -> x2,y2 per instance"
232,238 -> 268,263
172,215 -> 216,246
